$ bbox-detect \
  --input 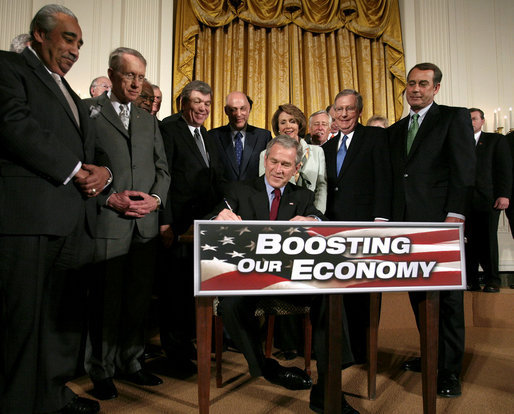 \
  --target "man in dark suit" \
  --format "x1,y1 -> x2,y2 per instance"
158,81 -> 226,374
208,91 -> 272,182
84,47 -> 170,400
322,89 -> 392,366
212,135 -> 357,413
388,62 -> 476,398
0,5 -> 110,414
466,108 -> 511,292
506,130 -> 514,238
